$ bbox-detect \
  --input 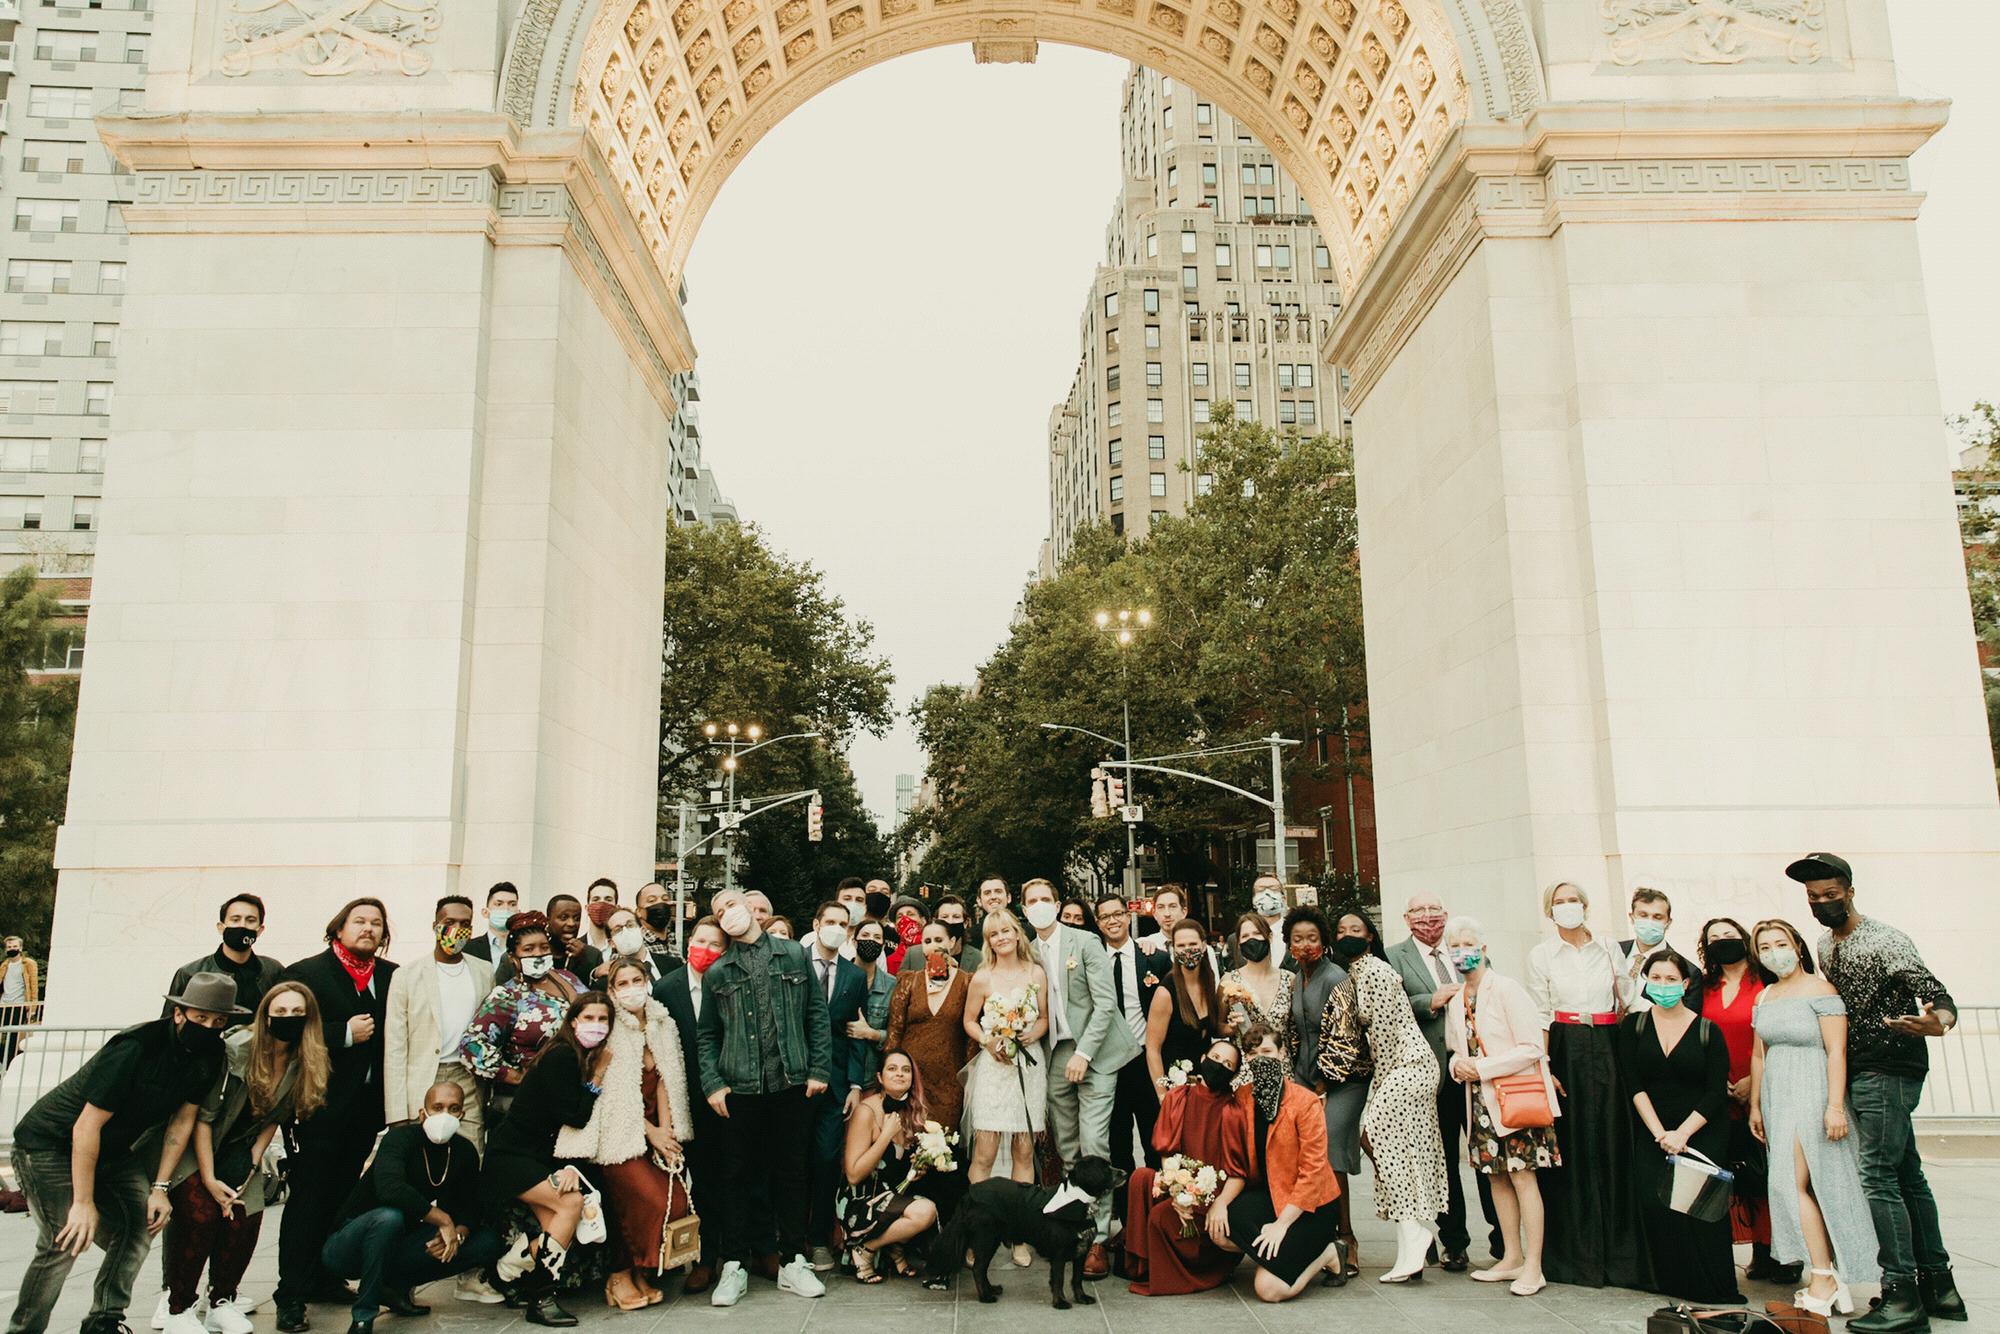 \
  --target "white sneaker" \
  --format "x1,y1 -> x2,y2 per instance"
162,1311 -> 207,1334
709,1260 -> 748,1307
203,1300 -> 253,1334
453,1273 -> 504,1304
151,1295 -> 171,1331
777,1254 -> 826,1298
